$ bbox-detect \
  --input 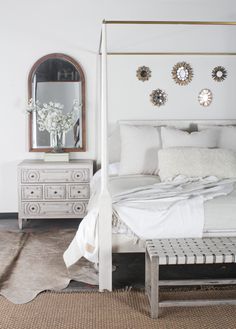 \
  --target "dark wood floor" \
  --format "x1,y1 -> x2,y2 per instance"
1,218 -> 236,291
